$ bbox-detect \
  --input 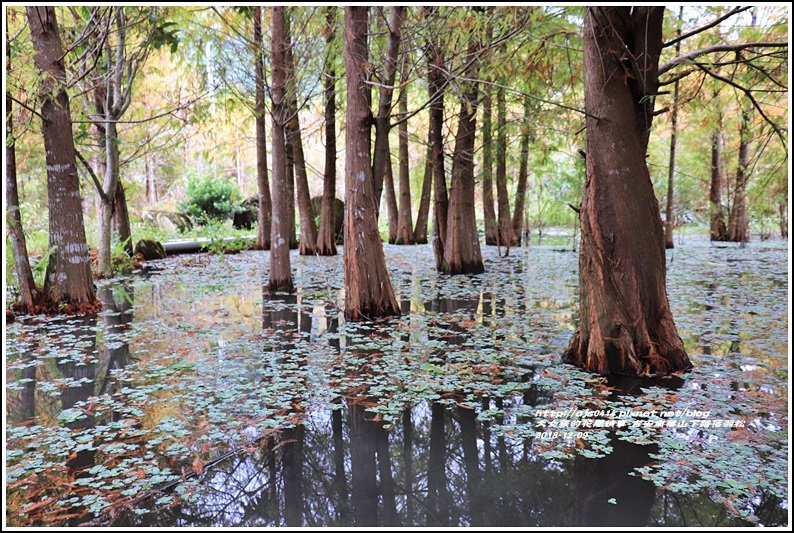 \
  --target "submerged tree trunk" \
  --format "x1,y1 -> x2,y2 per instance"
728,107 -> 751,244
317,6 -> 338,256
512,96 -> 531,244
6,63 -> 39,310
495,86 -> 516,250
482,85 -> 497,246
413,140 -> 432,244
343,6 -> 400,321
27,6 -> 96,308
563,7 -> 692,376
396,80 -> 414,245
254,6 -> 272,251
709,124 -> 728,241
442,35 -> 484,275
268,6 -> 293,293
